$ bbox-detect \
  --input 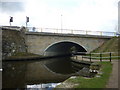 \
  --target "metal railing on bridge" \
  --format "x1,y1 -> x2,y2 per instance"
27,27 -> 117,36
